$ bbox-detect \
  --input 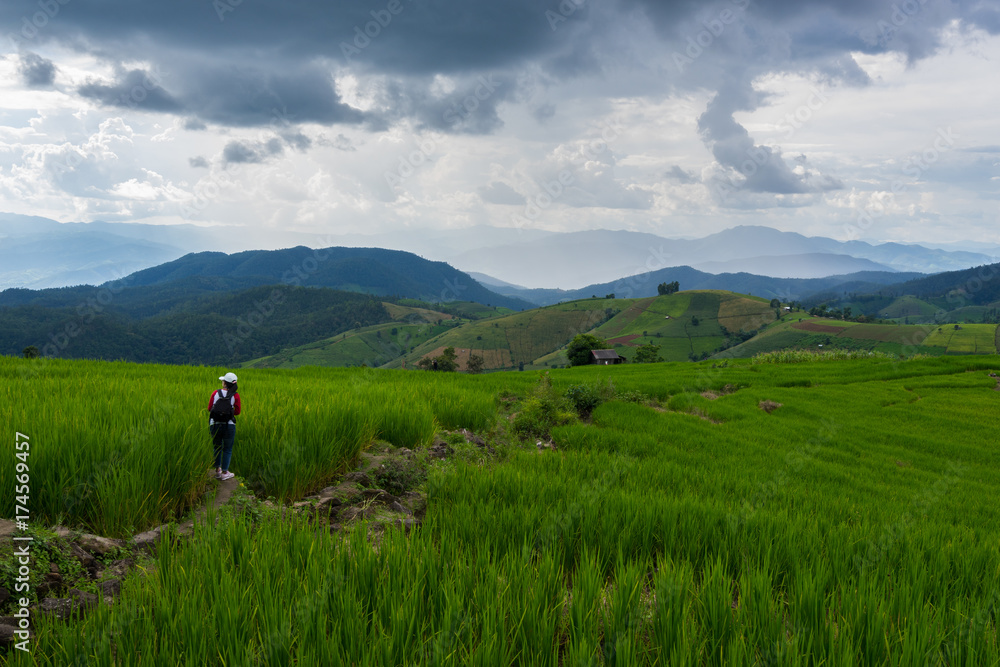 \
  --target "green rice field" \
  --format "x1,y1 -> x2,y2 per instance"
3,354 -> 1000,665
725,317 -> 999,359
